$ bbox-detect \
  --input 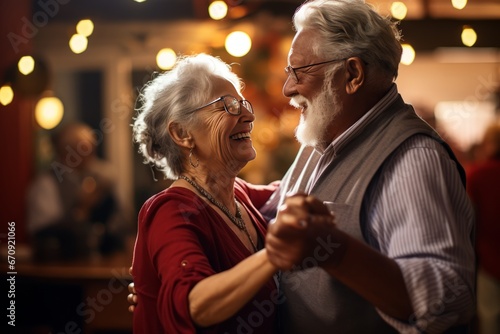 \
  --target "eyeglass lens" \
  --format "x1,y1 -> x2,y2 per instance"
224,96 -> 253,115
285,66 -> 298,83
